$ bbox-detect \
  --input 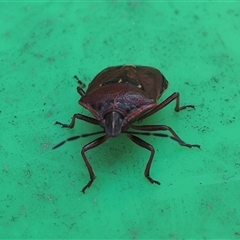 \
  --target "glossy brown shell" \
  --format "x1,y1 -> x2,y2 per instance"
80,65 -> 168,123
